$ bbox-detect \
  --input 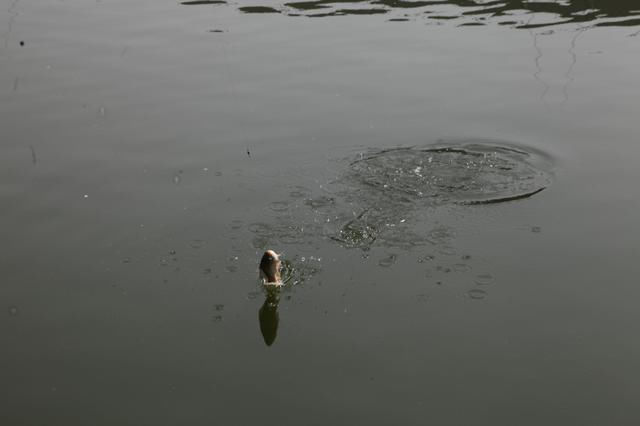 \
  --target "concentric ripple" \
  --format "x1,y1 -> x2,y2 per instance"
346,142 -> 554,206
